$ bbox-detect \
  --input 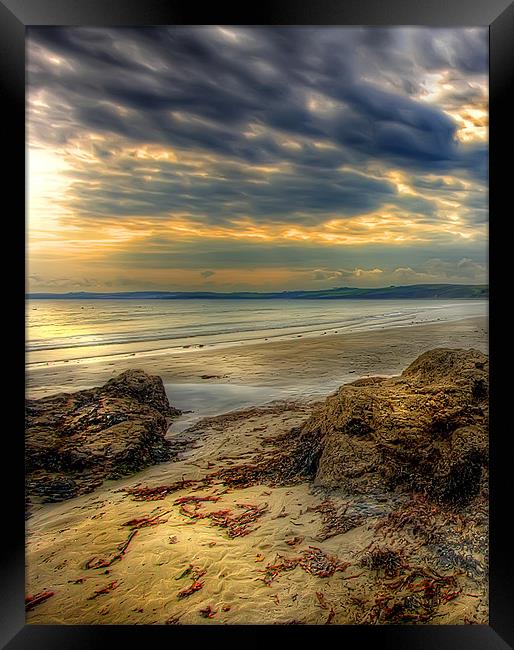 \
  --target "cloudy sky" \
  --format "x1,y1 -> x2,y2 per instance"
27,26 -> 488,292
